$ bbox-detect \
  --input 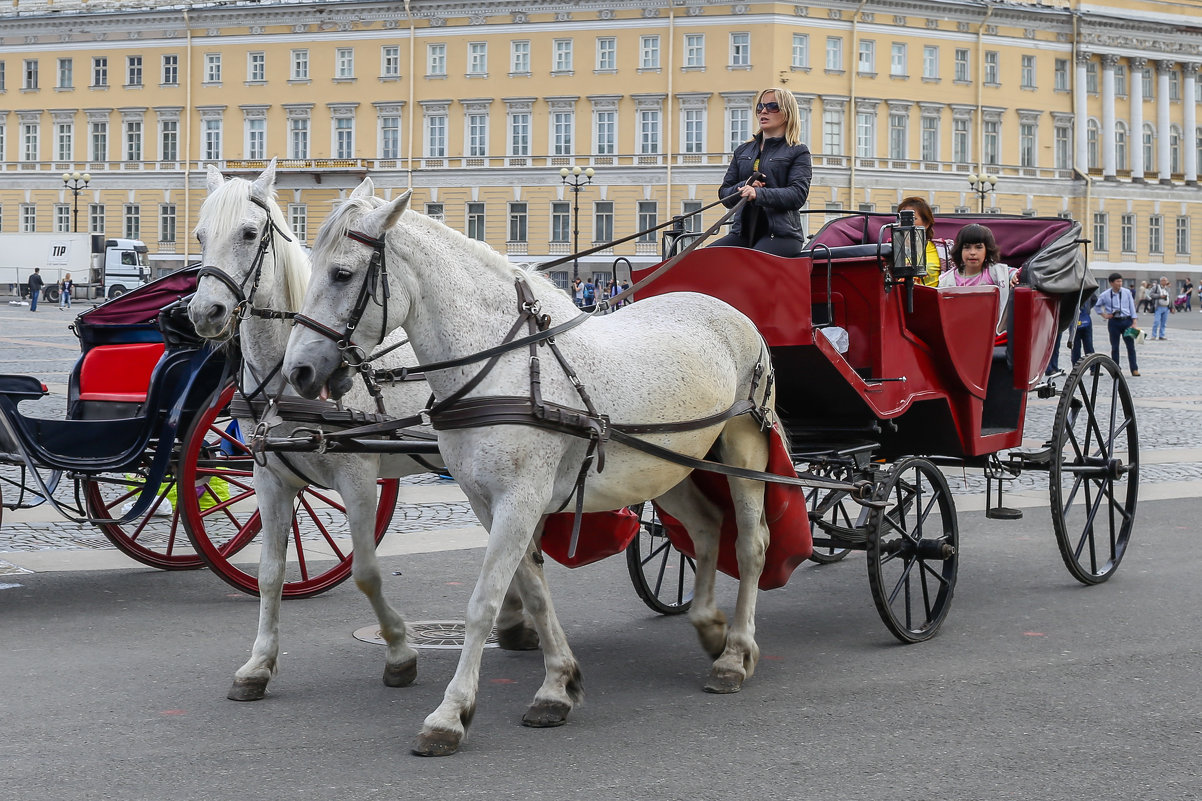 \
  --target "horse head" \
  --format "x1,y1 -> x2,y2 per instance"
189,158 -> 304,341
285,179 -> 411,400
